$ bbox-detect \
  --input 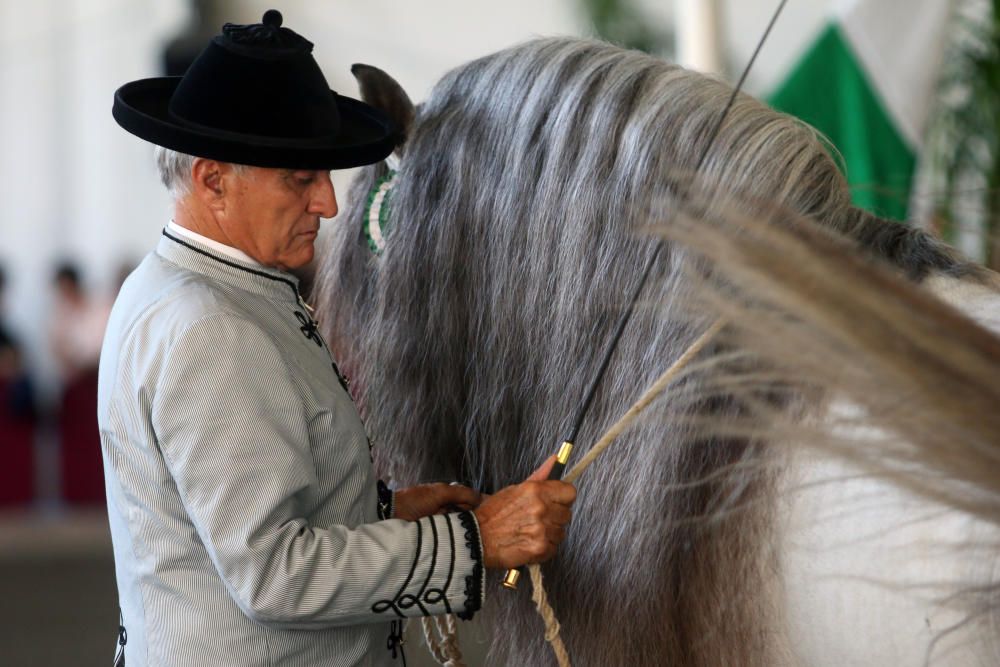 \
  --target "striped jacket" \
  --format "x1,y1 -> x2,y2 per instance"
98,231 -> 483,666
